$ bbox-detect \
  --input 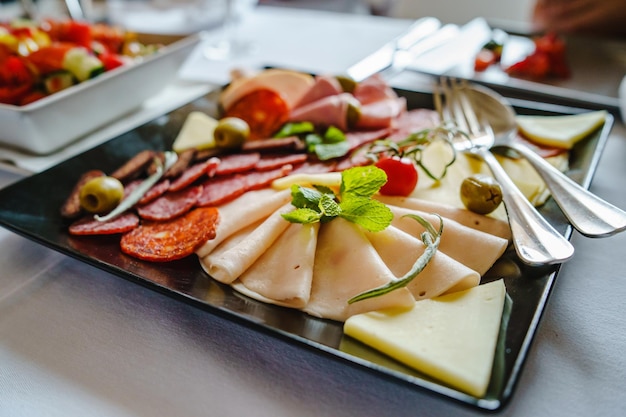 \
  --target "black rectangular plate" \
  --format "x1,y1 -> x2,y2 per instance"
0,87 -> 614,411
